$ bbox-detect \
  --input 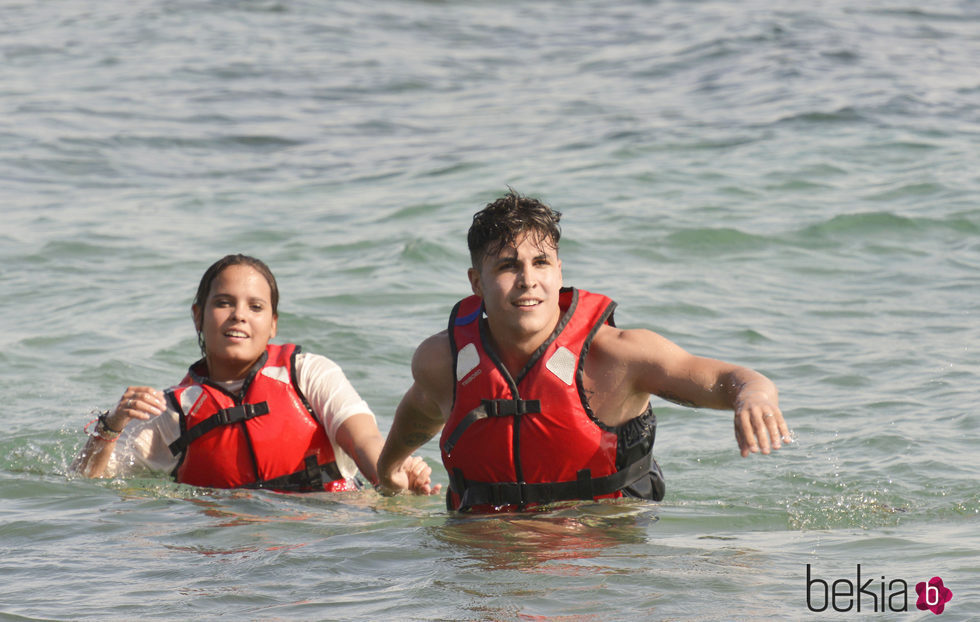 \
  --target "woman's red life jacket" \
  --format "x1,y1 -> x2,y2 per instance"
440,287 -> 663,512
166,343 -> 356,492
